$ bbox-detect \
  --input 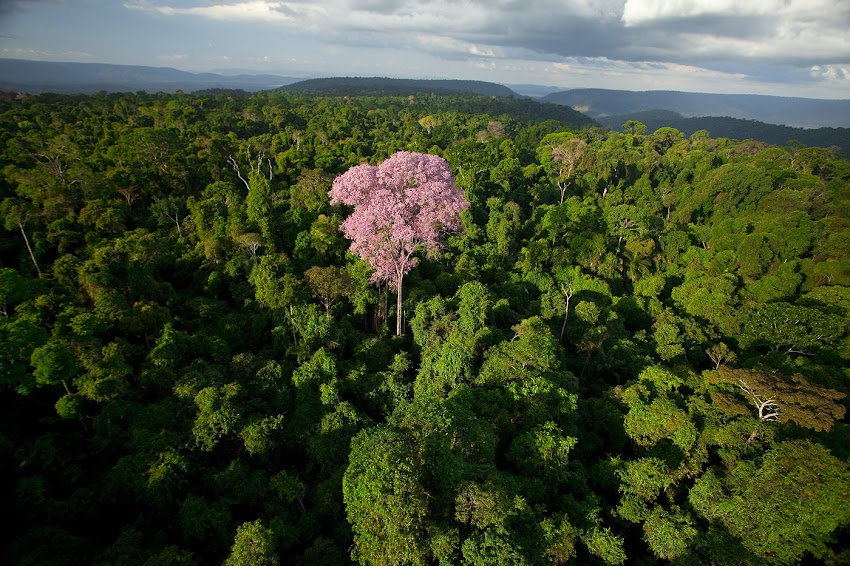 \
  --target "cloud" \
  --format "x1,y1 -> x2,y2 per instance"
0,0 -> 63,15
621,0 -> 778,26
811,64 -> 848,82
415,34 -> 509,60
125,1 -> 325,23
348,0 -> 409,14
156,53 -> 189,62
0,47 -> 93,60
619,0 -> 850,64
125,0 -> 849,67
122,0 -> 850,96
1,47 -> 51,58
550,57 -> 747,82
